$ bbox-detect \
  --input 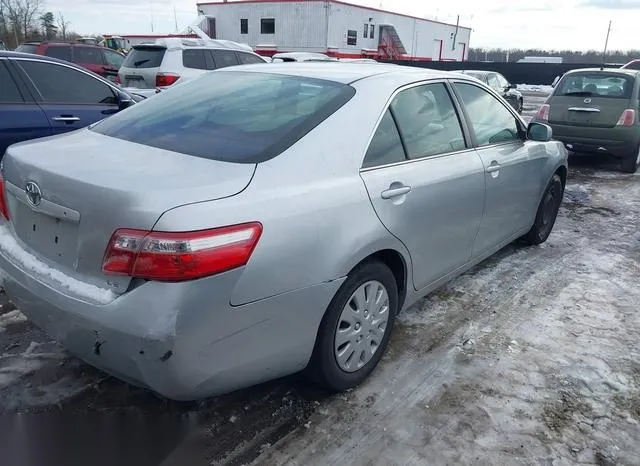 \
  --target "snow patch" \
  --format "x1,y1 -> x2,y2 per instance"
0,224 -> 116,305
517,84 -> 554,95
0,309 -> 27,331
